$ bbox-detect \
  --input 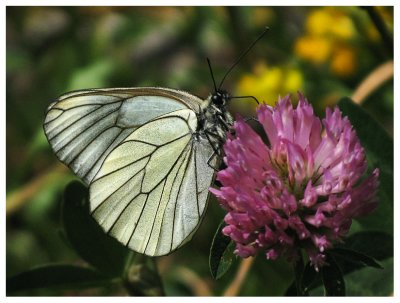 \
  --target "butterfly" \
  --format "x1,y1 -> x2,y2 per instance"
43,28 -> 268,257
